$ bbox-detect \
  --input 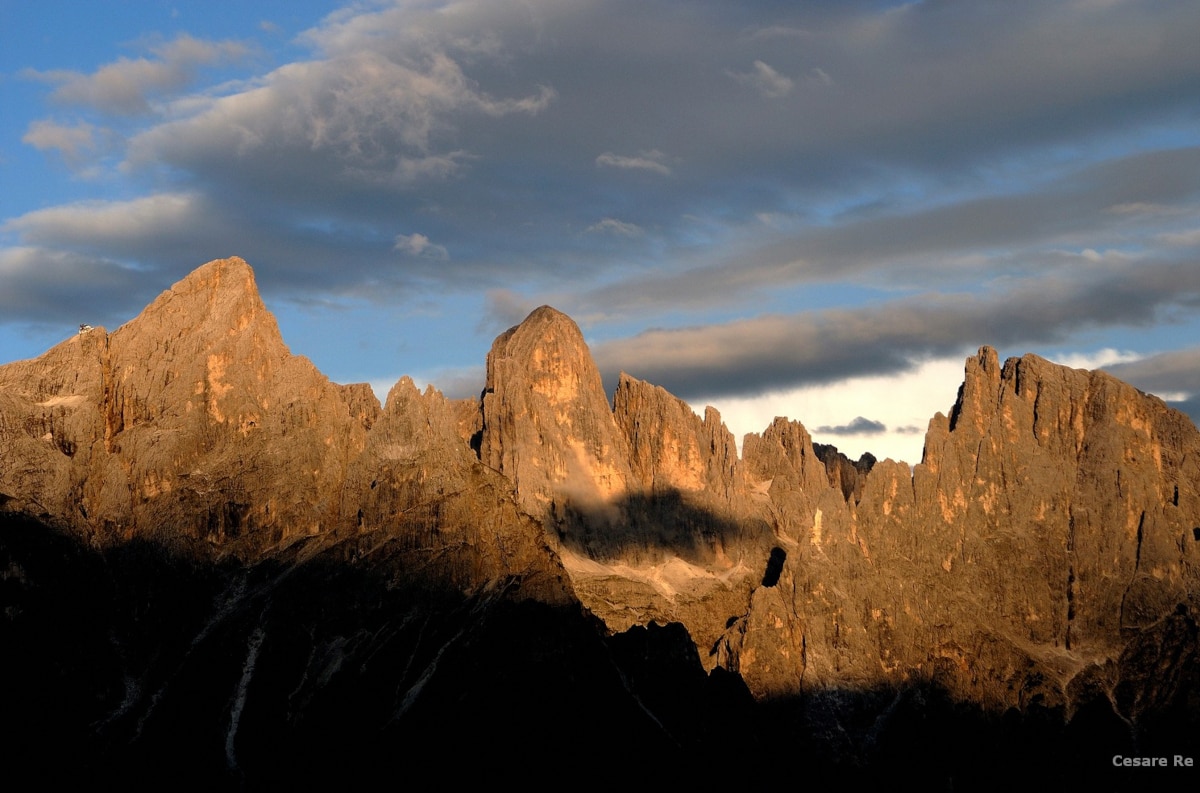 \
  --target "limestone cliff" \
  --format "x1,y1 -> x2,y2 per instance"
0,258 -> 568,603
479,306 -> 635,536
3,260 -> 1199,784
0,258 -> 372,549
471,305 -> 1199,720
477,311 -> 774,663
722,347 -> 1200,713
